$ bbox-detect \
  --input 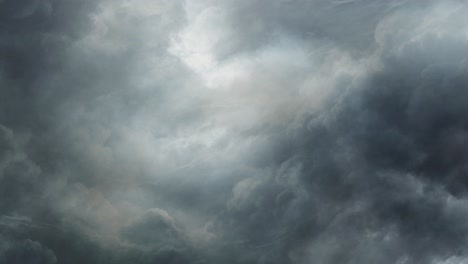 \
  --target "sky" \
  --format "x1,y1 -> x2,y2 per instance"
1,0 -> 468,263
